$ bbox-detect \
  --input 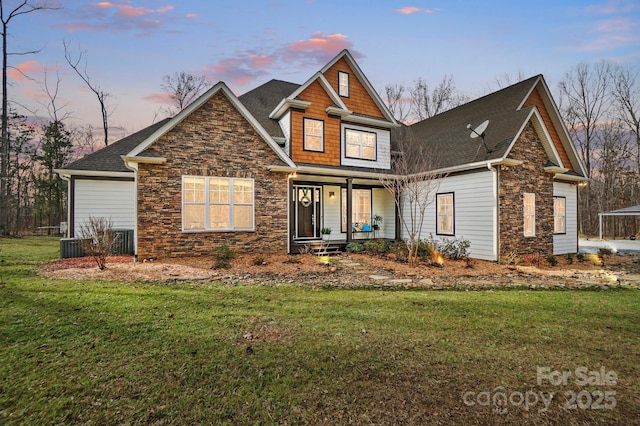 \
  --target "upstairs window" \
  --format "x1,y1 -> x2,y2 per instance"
523,193 -> 535,237
436,193 -> 455,235
345,128 -> 376,160
554,196 -> 566,234
304,118 -> 324,152
338,71 -> 349,97
182,176 -> 254,232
